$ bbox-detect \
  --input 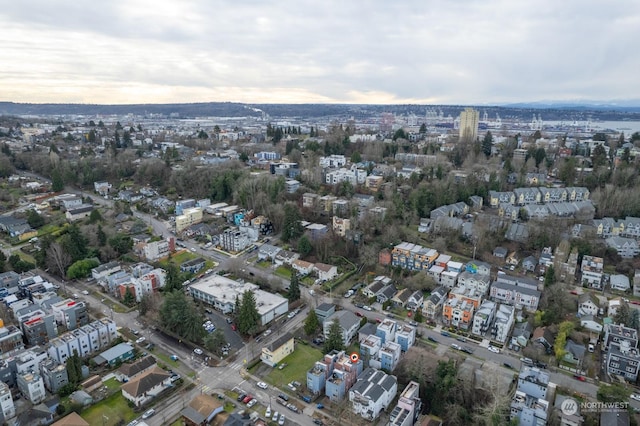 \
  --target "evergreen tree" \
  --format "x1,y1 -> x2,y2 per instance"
26,209 -> 45,228
237,290 -> 260,336
630,309 -> 640,332
282,203 -> 303,242
304,310 -> 320,336
0,251 -> 5,273
482,131 -> 493,158
323,319 -> 344,353
51,168 -> 64,192
287,273 -> 301,301
60,224 -> 88,262
204,330 -> 227,355
615,301 -> 631,326
544,265 -> 555,287
297,235 -> 312,257
419,123 -> 427,133
163,263 -> 182,292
